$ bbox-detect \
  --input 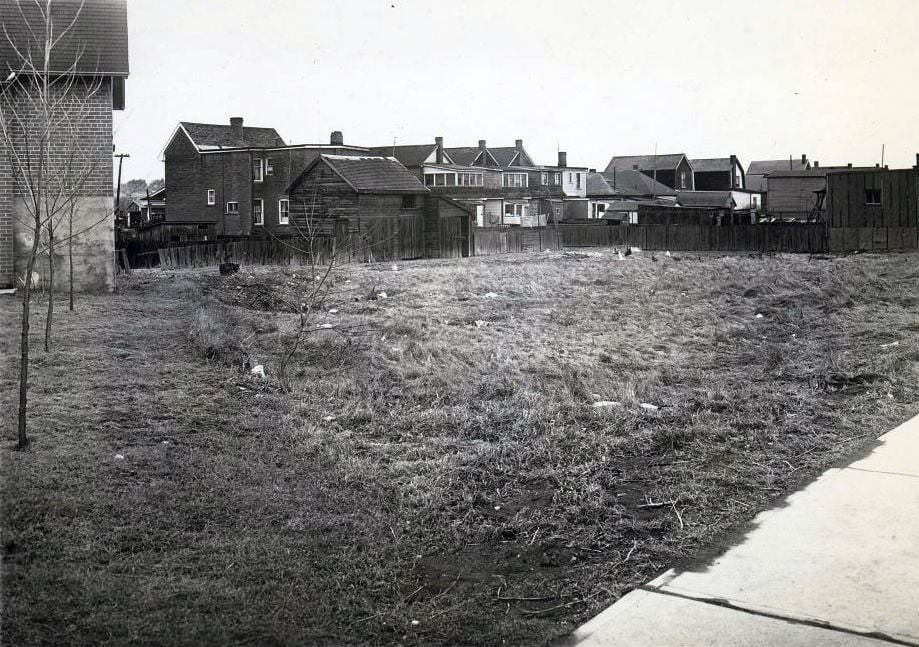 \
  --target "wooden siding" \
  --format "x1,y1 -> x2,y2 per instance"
766,175 -> 825,215
826,169 -> 918,228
